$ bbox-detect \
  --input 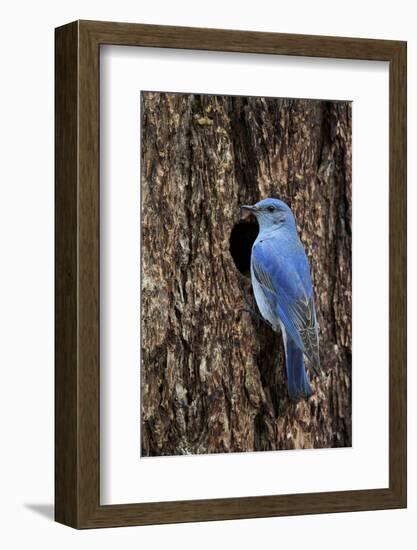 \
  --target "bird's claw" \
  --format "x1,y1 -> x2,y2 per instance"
239,306 -> 273,330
